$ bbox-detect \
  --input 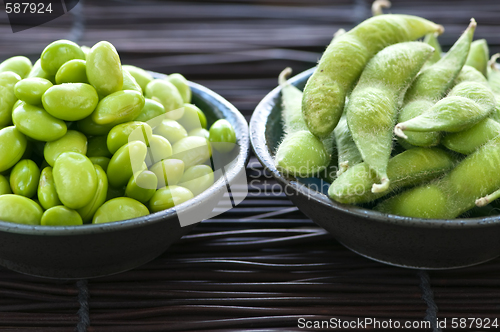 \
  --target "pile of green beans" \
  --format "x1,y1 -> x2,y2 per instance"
275,8 -> 500,219
0,39 -> 237,226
